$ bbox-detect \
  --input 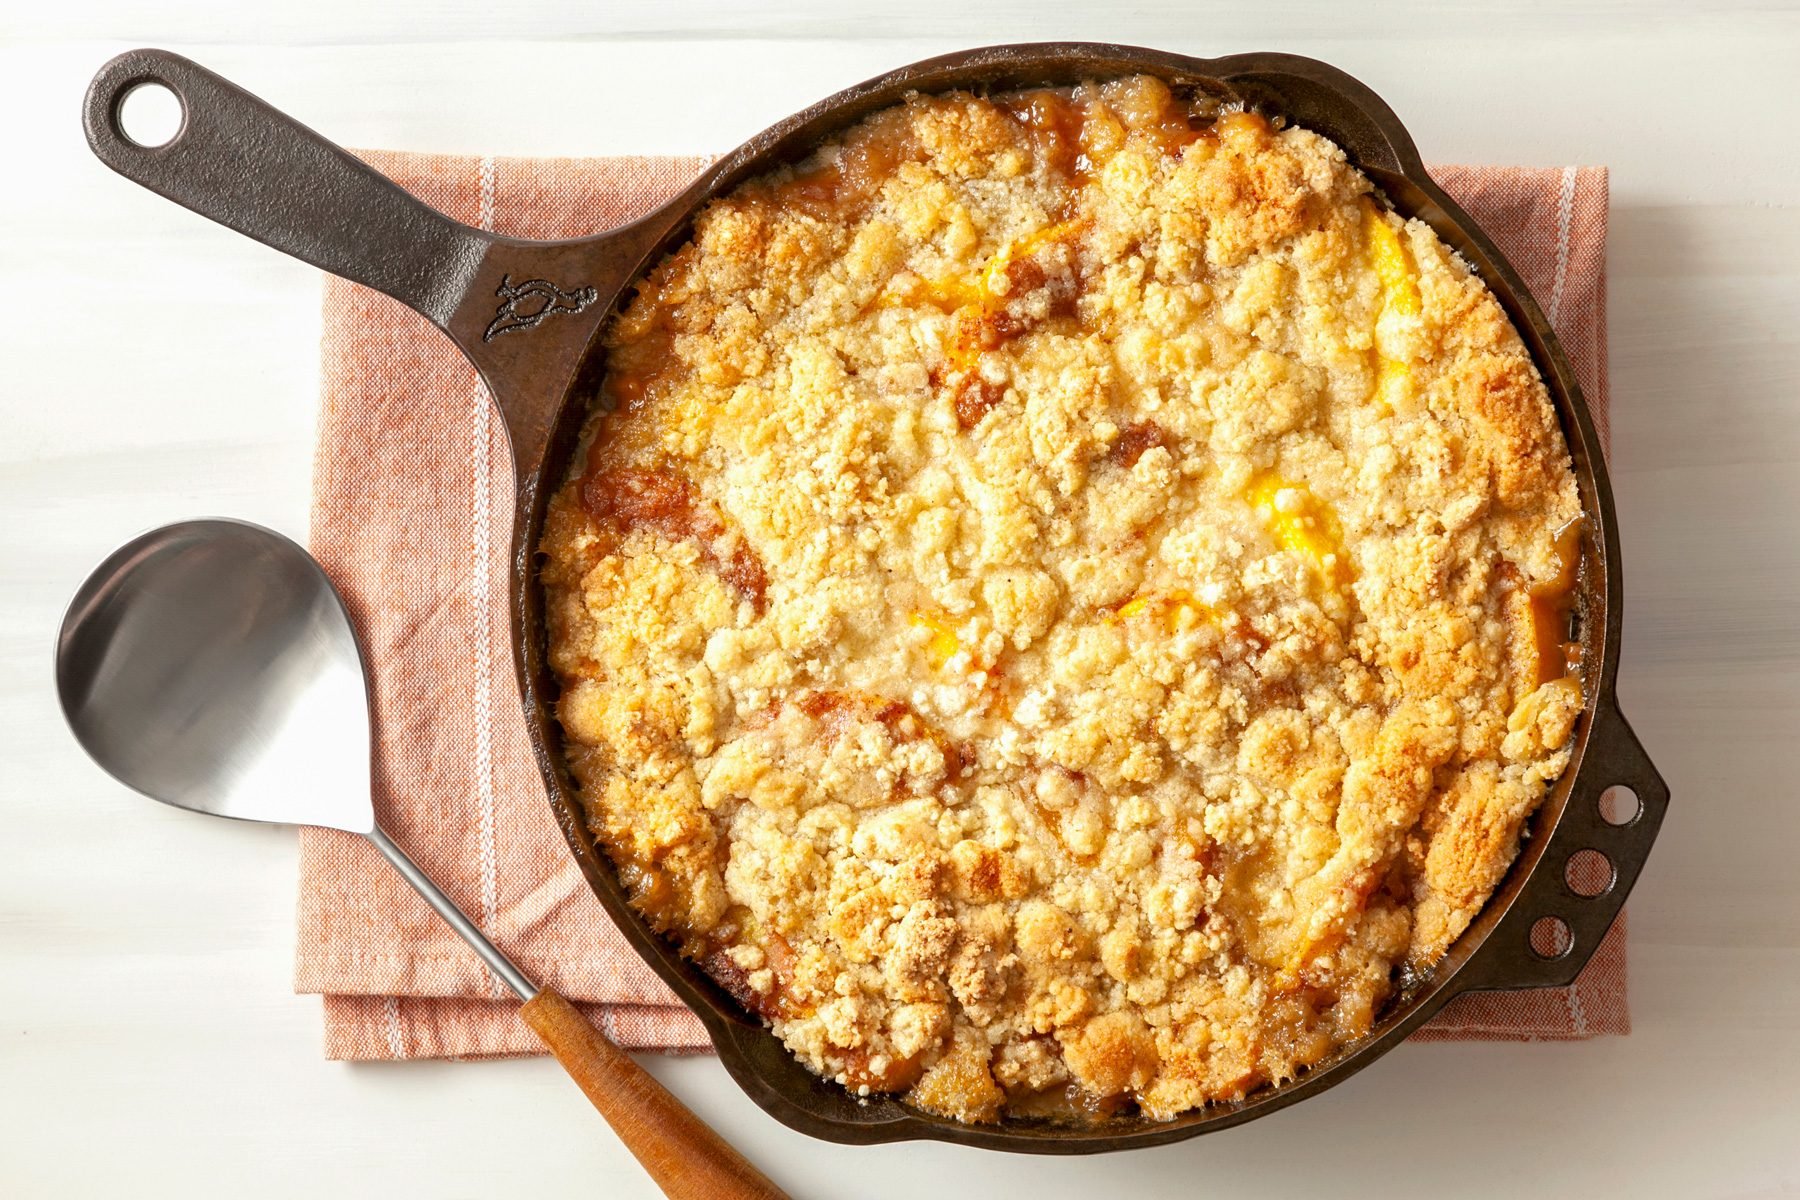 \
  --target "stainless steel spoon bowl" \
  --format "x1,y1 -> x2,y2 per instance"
58,521 -> 361,823
56,518 -> 532,990
55,518 -> 788,1200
